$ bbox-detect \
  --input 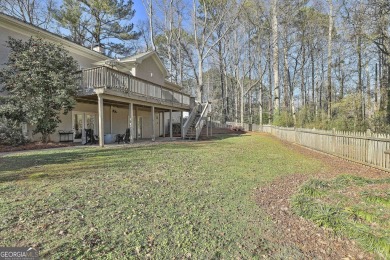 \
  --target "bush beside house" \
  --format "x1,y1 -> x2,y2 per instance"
0,37 -> 79,144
